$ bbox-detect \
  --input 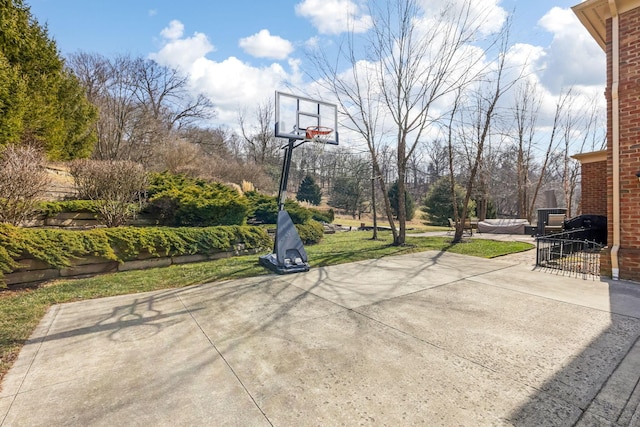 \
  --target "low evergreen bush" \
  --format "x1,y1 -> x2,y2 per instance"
145,172 -> 248,226
0,223 -> 271,285
37,200 -> 103,217
309,207 -> 334,223
295,220 -> 324,245
245,191 -> 312,225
